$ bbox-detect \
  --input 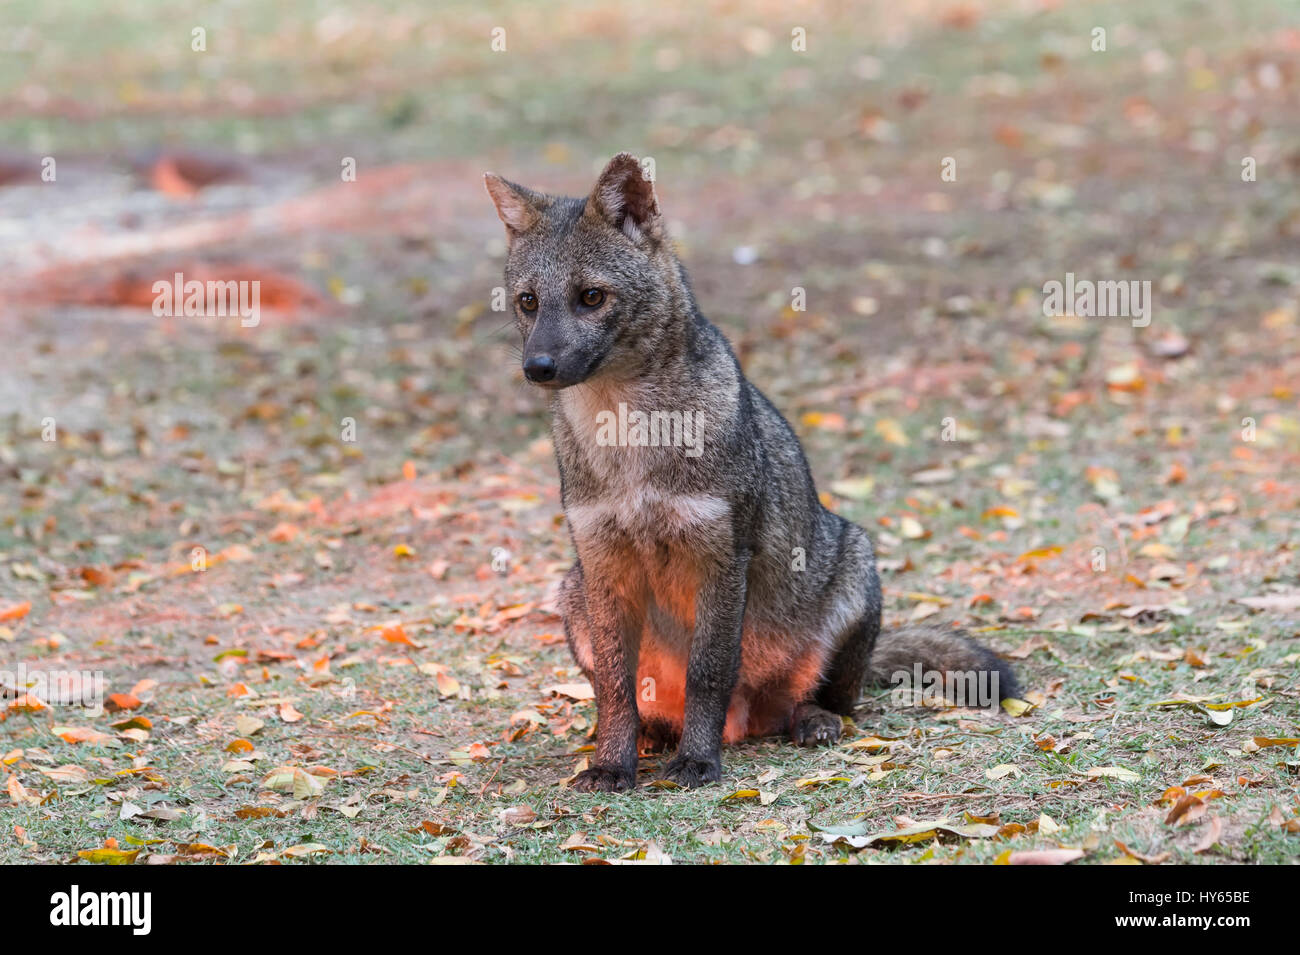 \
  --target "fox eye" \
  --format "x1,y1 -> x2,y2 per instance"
580,288 -> 605,307
518,292 -> 538,312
